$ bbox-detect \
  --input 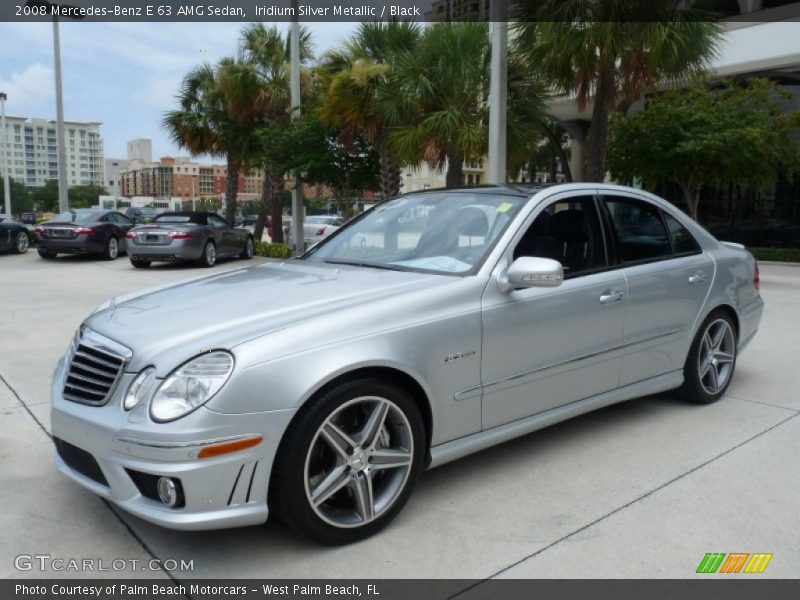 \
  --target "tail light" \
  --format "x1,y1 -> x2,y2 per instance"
75,227 -> 95,235
315,227 -> 327,236
167,231 -> 192,239
754,261 -> 760,292
125,231 -> 136,240
34,226 -> 44,233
